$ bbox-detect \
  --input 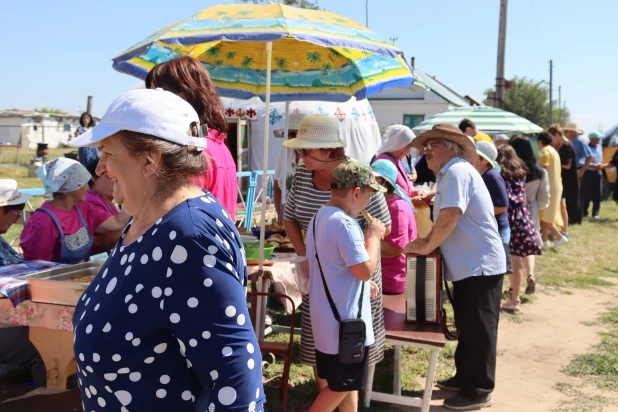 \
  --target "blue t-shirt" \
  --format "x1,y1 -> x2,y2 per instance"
481,168 -> 509,233
73,194 -> 265,412
434,157 -> 506,282
306,206 -> 375,355
587,144 -> 603,172
572,136 -> 593,168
